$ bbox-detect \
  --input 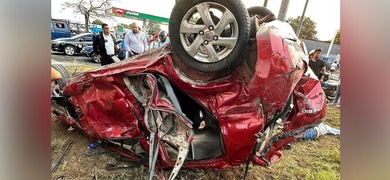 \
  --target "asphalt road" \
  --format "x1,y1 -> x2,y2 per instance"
51,51 -> 100,67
